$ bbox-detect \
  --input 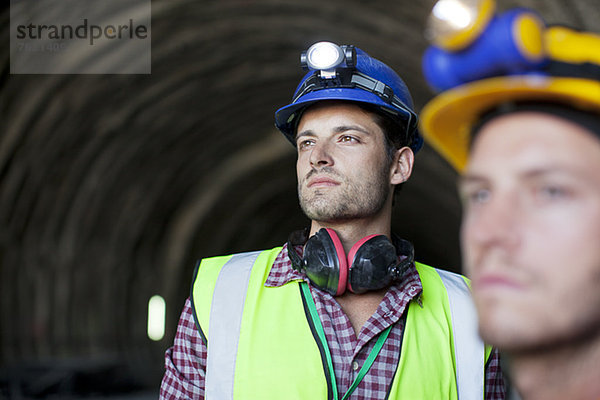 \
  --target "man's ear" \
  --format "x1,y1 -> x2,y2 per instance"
390,147 -> 414,185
